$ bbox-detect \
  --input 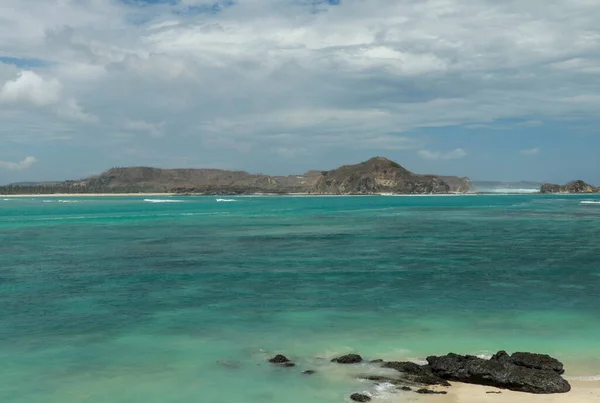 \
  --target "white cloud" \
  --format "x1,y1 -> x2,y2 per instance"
0,70 -> 96,122
520,147 -> 541,156
418,148 -> 467,161
0,156 -> 37,171
0,71 -> 62,106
